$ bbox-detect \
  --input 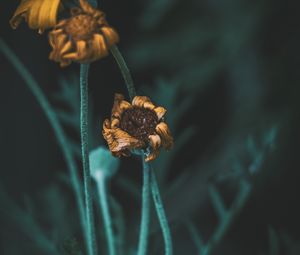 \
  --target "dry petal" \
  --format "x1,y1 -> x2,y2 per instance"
111,94 -> 131,119
103,119 -> 145,156
155,122 -> 174,150
145,149 -> 160,162
132,96 -> 155,110
101,26 -> 120,46
103,94 -> 174,162
149,134 -> 161,150
48,0 -> 118,66
154,106 -> 167,120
